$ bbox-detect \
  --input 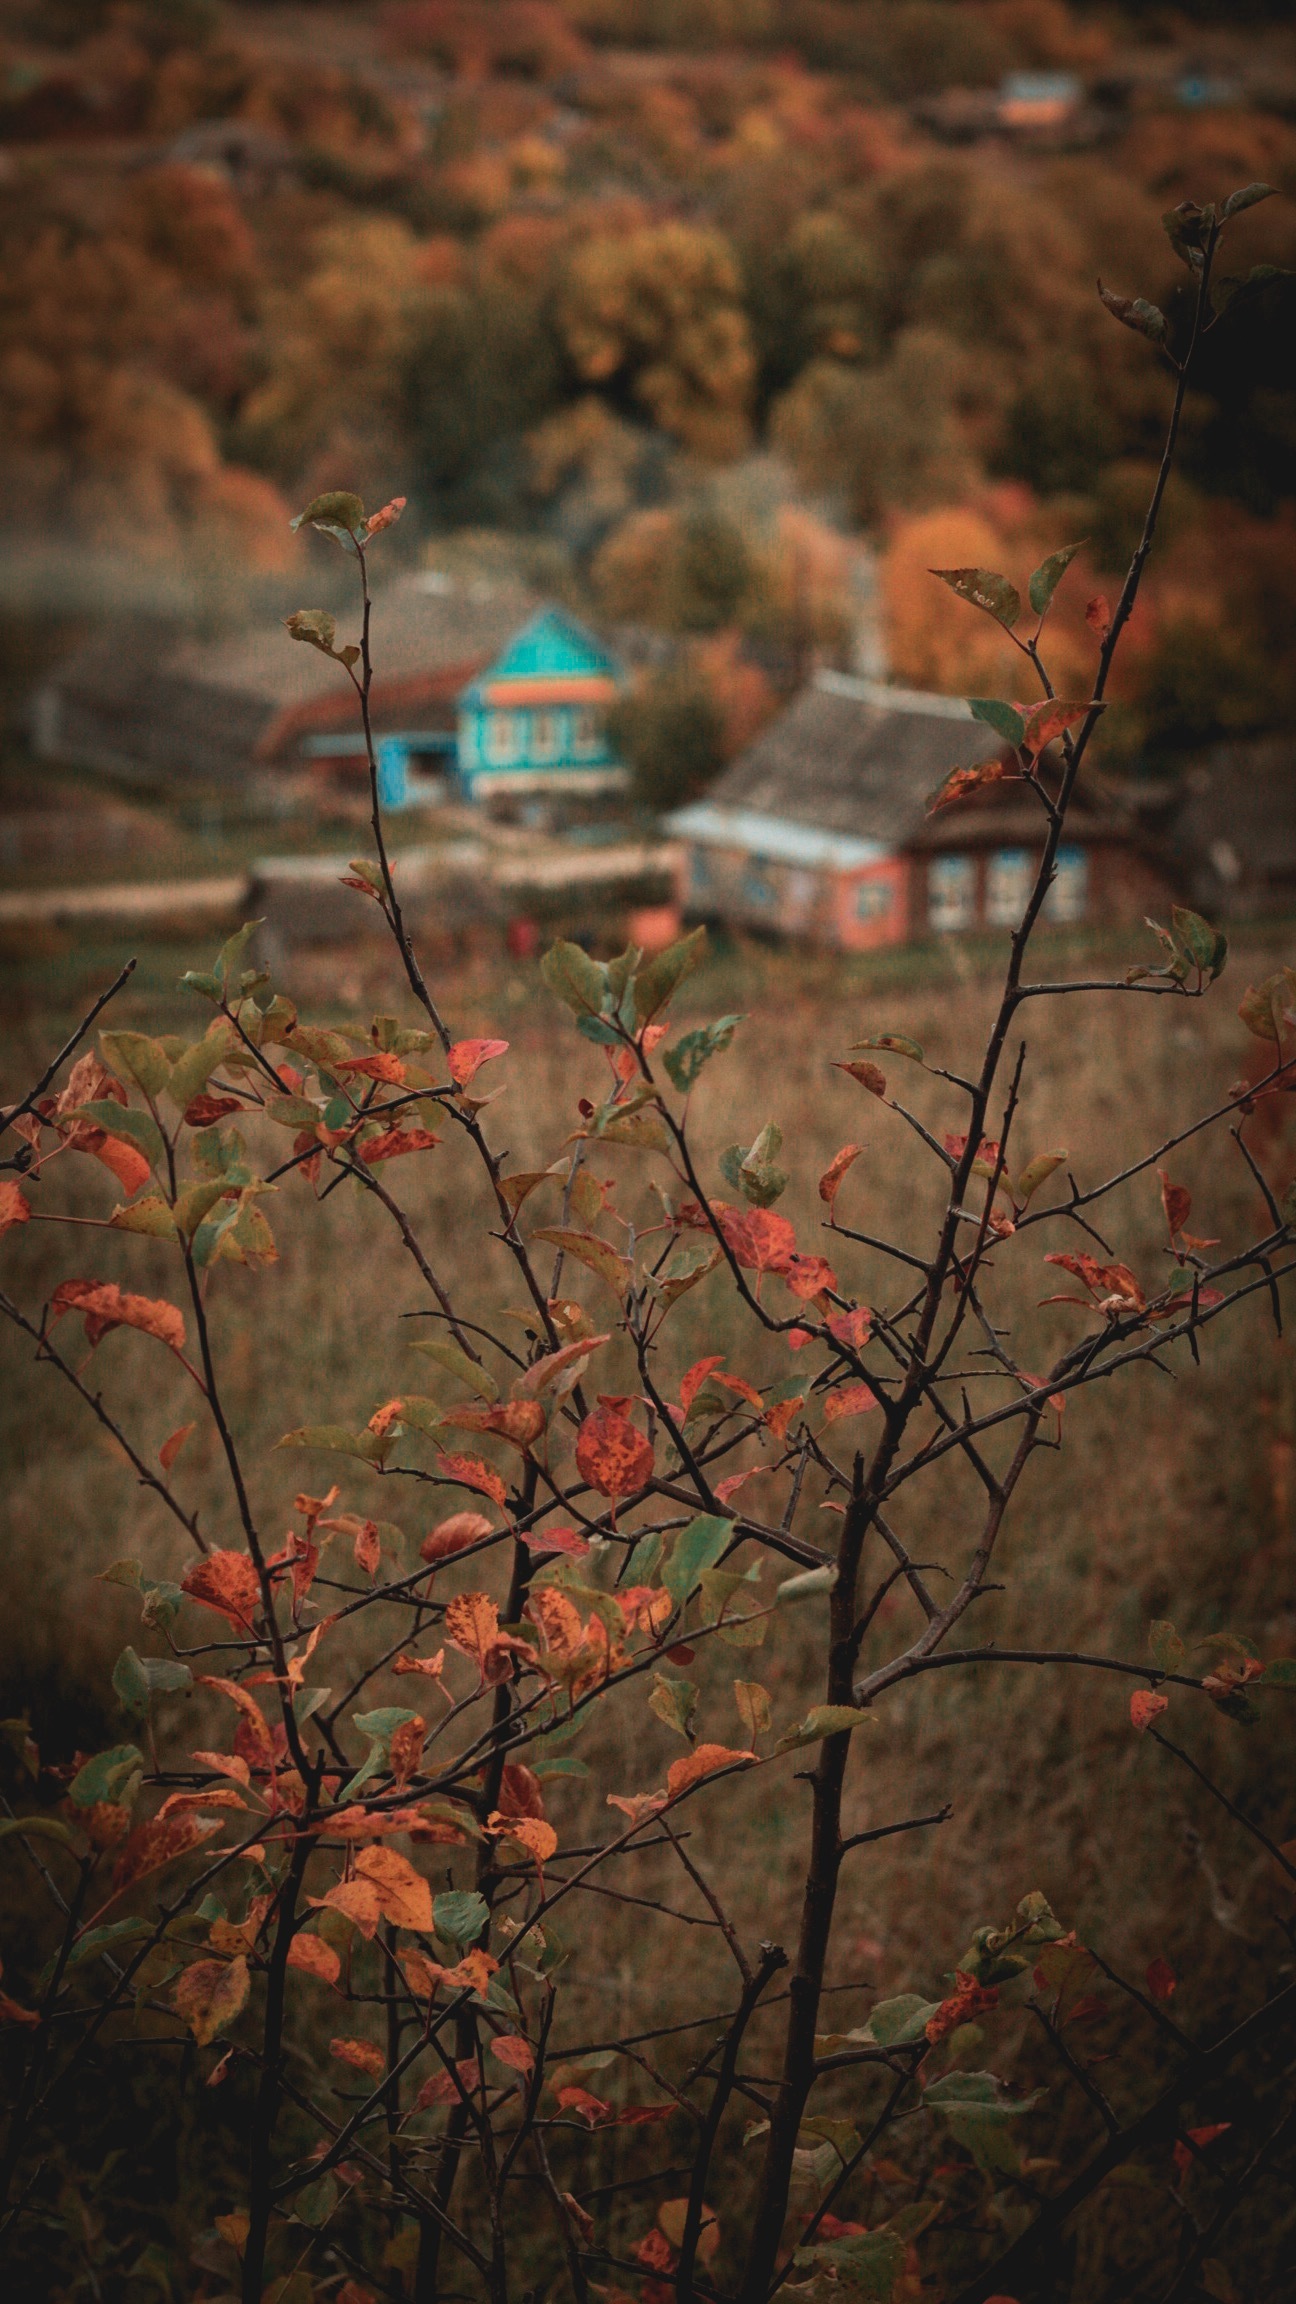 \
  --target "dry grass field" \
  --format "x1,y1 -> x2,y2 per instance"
3,916 -> 1295,2289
